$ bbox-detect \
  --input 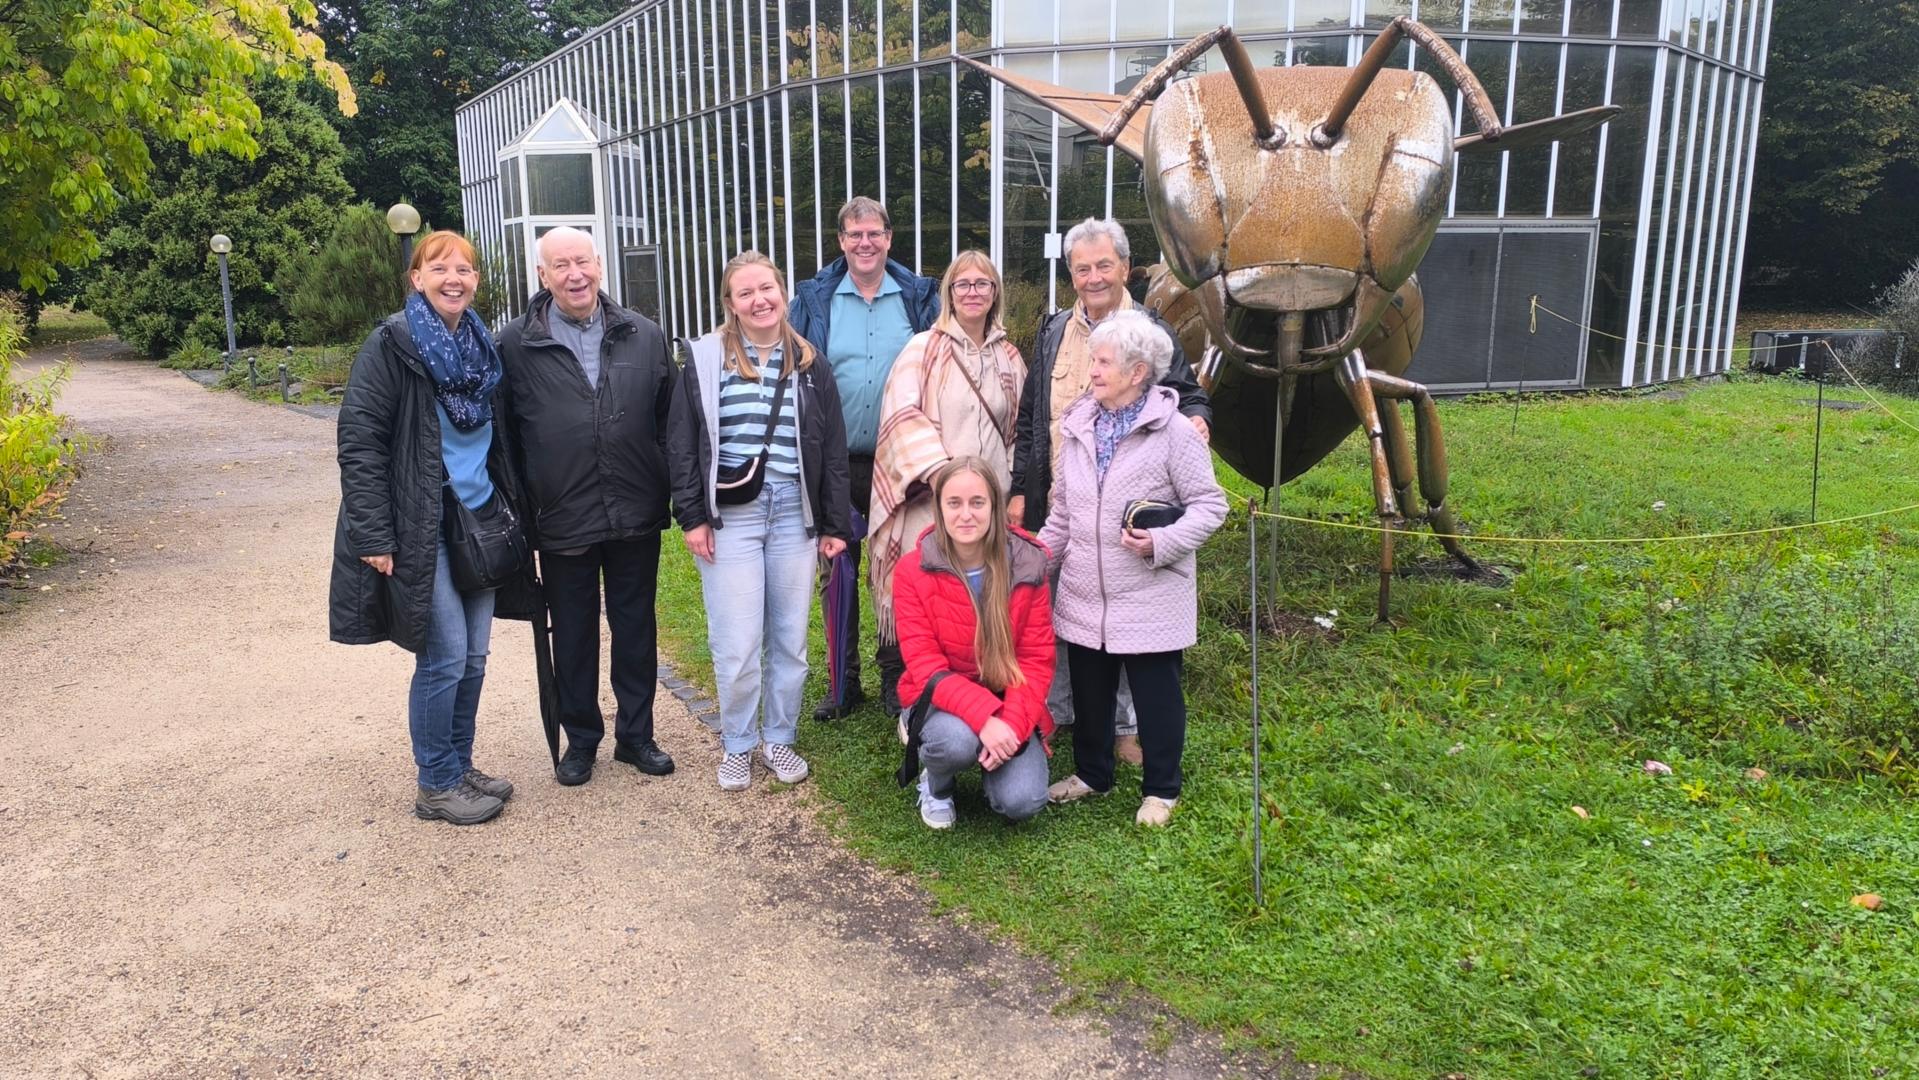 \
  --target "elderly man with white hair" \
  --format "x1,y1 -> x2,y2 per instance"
497,226 -> 679,787
1037,310 -> 1227,827
1011,217 -> 1213,764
